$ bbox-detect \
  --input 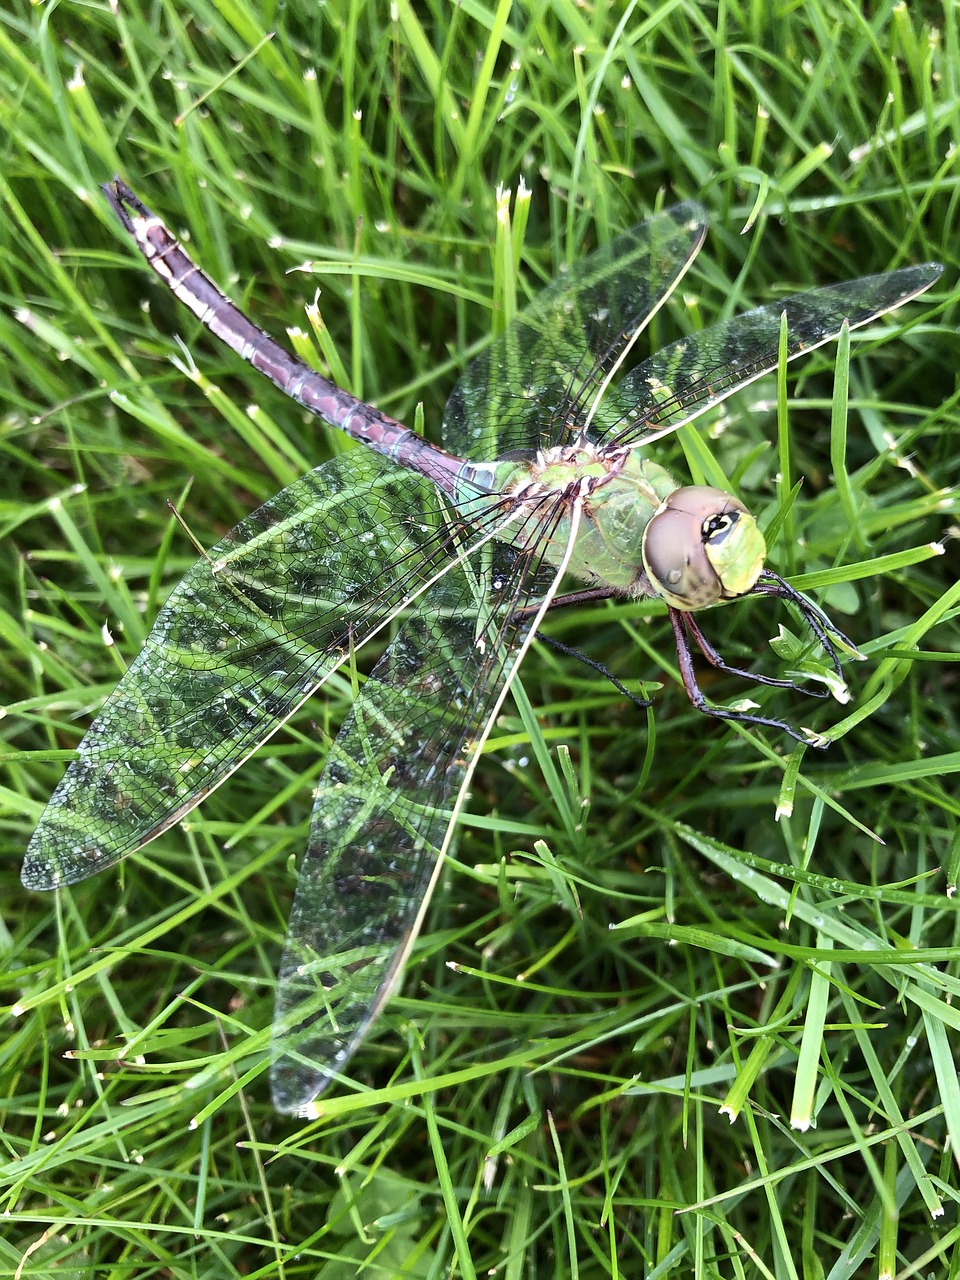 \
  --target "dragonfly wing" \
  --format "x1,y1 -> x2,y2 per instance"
23,449 -> 487,889
269,527 -> 566,1115
442,204 -> 707,460
601,265 -> 942,449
